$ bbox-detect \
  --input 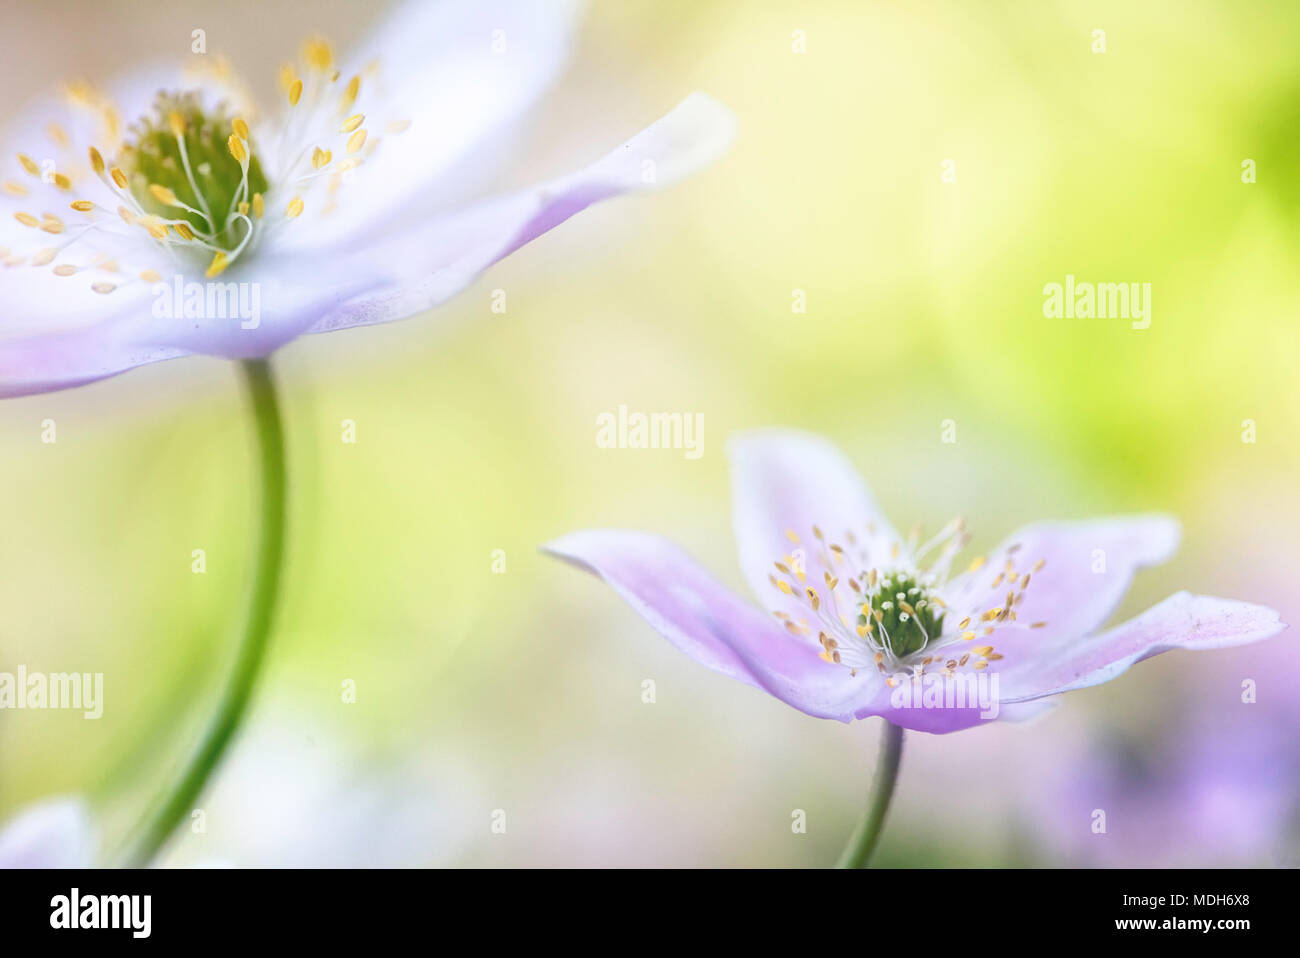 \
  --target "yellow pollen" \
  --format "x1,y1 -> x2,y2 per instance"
961,630 -> 976,641
17,153 -> 39,176
2,180 -> 27,196
52,172 -> 72,191
311,147 -> 332,169
238,201 -> 250,215
973,661 -> 989,670
14,212 -> 39,227
972,645 -> 994,656
31,248 -> 57,266
785,530 -> 800,544
40,217 -> 64,234
286,196 -> 304,218
139,215 -> 168,240
252,192 -> 265,219
88,146 -> 105,175
140,269 -> 162,282
168,111 -> 186,137
227,133 -> 247,164
303,37 -> 333,71
117,205 -> 135,225
968,556 -> 987,572
346,129 -> 368,153
149,183 -> 179,206
206,251 -> 229,277
341,75 -> 360,112
173,222 -> 195,241
47,122 -> 69,147
278,63 -> 298,93
70,200 -> 94,212
288,79 -> 304,106
232,116 -> 250,141
110,167 -> 128,189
